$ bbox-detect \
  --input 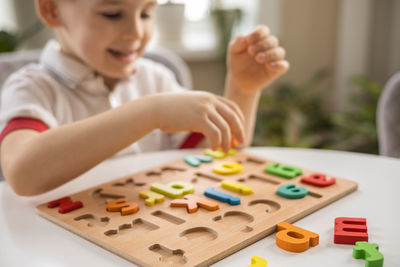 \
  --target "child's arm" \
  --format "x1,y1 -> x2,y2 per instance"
224,25 -> 289,146
0,91 -> 244,196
